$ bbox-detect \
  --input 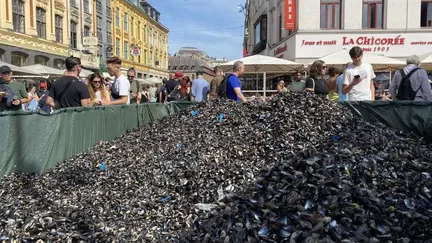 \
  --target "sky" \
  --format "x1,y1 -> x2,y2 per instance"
149,0 -> 246,61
